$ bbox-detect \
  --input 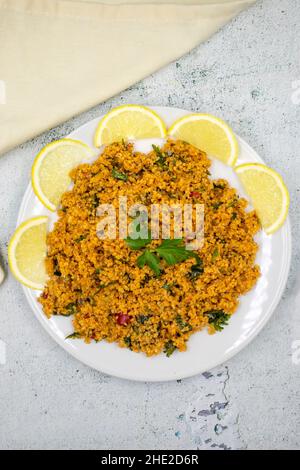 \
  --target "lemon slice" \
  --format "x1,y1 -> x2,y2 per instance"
94,105 -> 167,147
8,217 -> 48,290
168,113 -> 238,166
32,139 -> 94,211
235,163 -> 289,234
